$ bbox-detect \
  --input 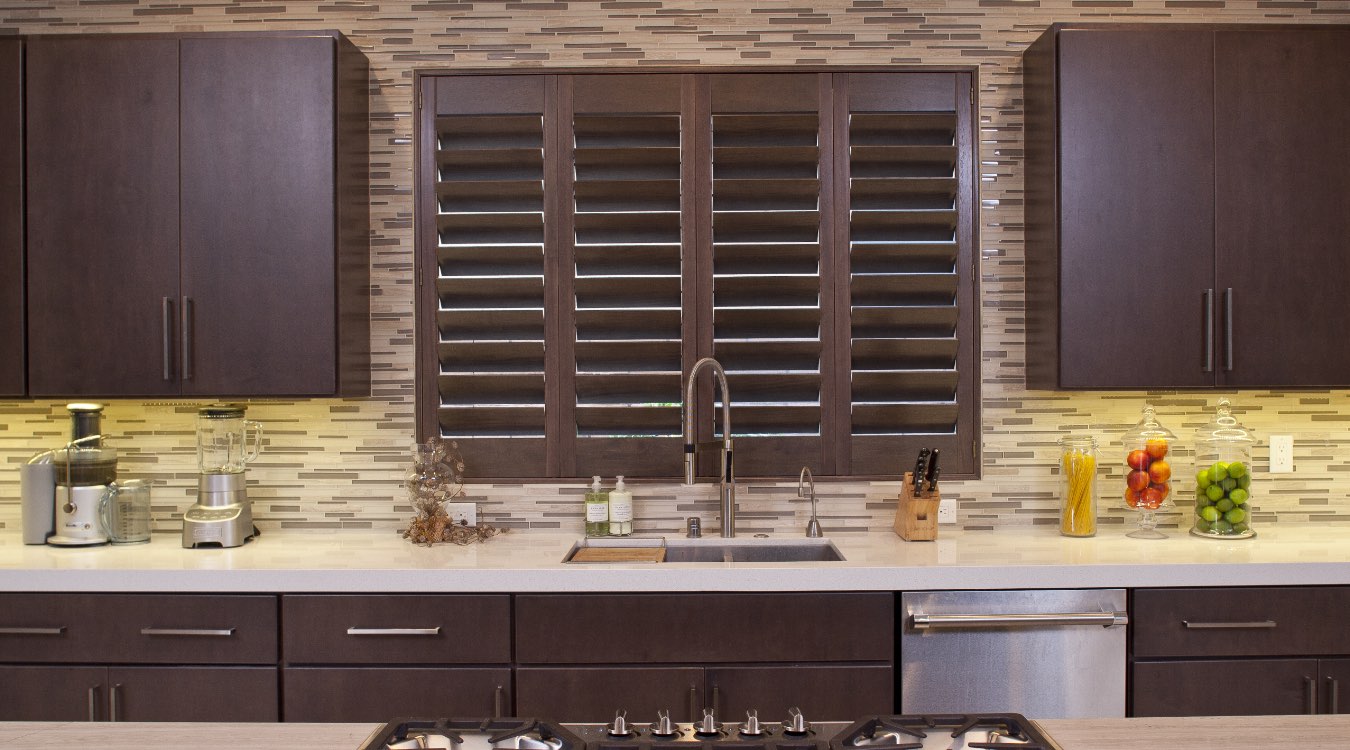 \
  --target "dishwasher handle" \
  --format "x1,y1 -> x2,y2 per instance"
910,611 -> 1128,630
